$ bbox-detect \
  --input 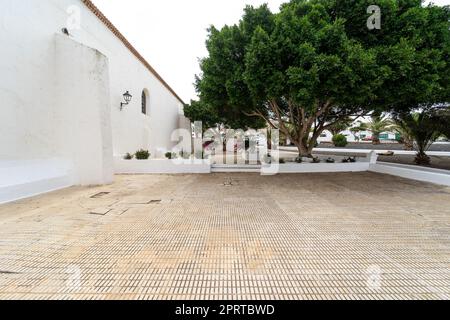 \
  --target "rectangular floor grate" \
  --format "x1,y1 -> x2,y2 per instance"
90,192 -> 110,199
